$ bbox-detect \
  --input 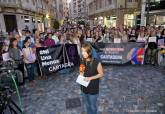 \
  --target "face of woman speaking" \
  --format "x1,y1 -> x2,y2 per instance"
81,48 -> 89,59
